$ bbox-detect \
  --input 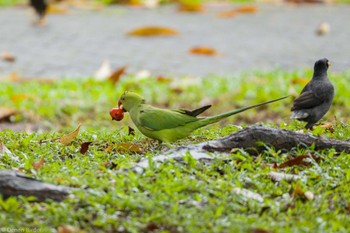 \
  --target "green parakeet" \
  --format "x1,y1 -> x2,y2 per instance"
111,92 -> 288,143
